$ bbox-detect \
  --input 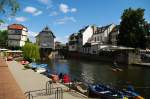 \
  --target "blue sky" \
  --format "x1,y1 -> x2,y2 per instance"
0,0 -> 150,43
